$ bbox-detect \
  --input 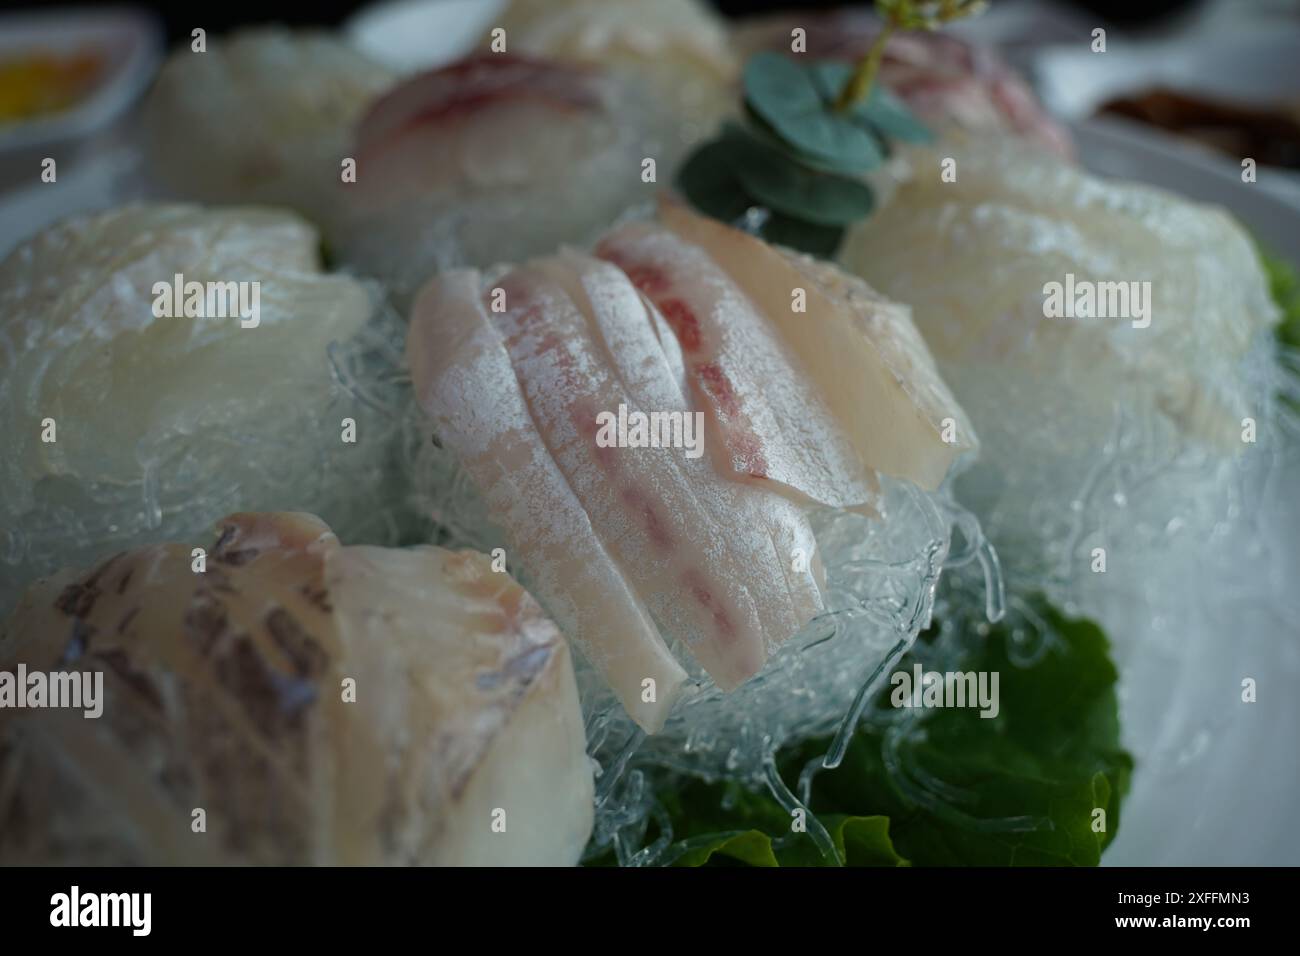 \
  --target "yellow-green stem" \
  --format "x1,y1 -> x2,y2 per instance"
834,21 -> 897,112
